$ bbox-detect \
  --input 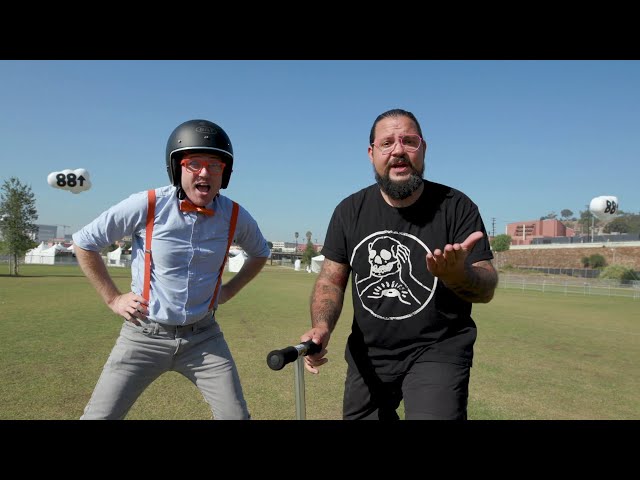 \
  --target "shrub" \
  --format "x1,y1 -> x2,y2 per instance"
588,254 -> 607,269
581,254 -> 607,269
491,234 -> 511,252
599,265 -> 639,282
